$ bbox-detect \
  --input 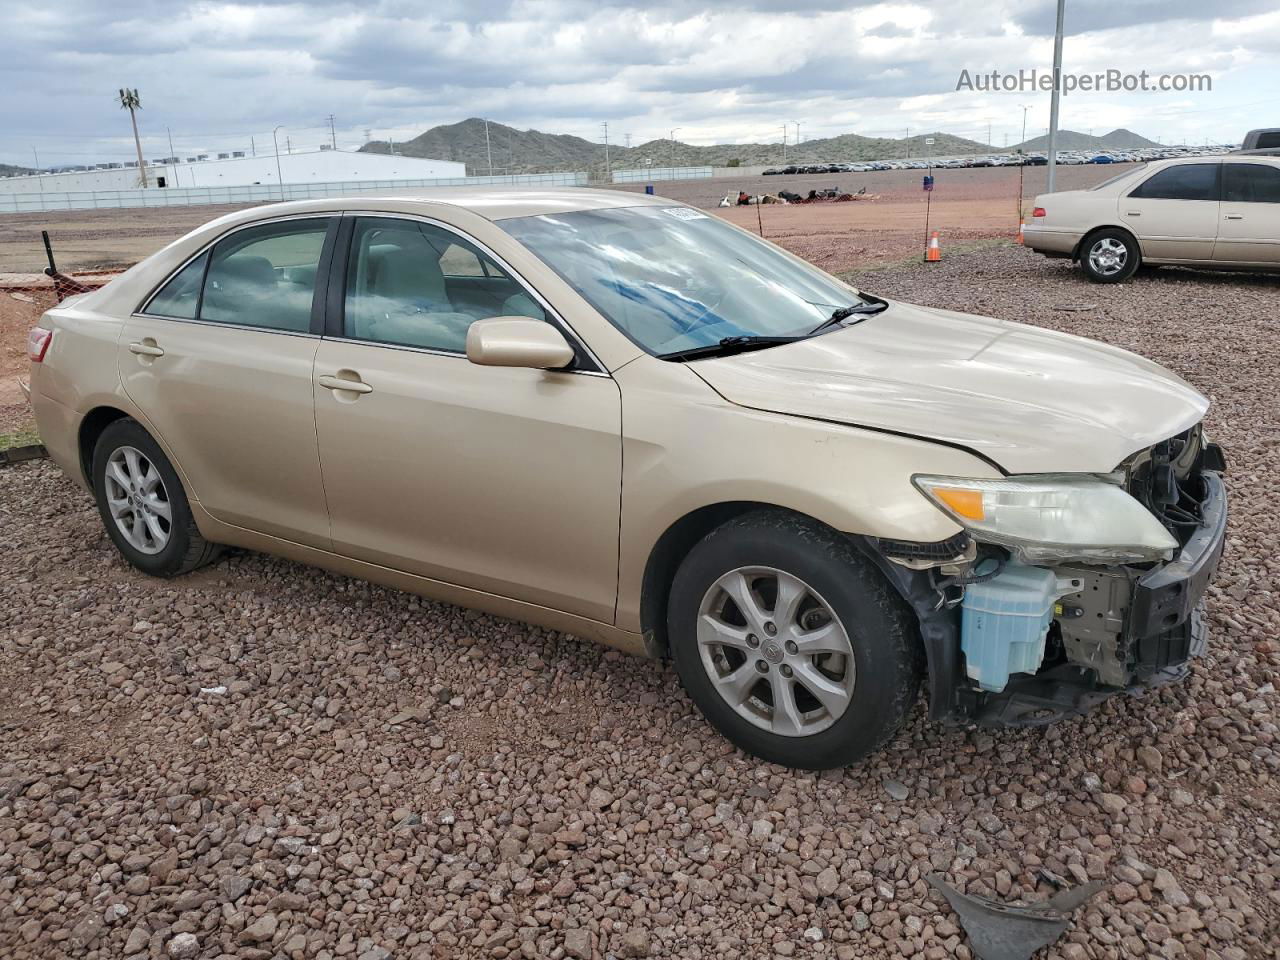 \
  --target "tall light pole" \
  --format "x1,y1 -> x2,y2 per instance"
272,125 -> 285,200
167,127 -> 178,187
781,125 -> 787,164
1045,0 -> 1066,192
601,121 -> 611,182
483,118 -> 493,177
669,127 -> 680,175
791,121 -> 801,145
